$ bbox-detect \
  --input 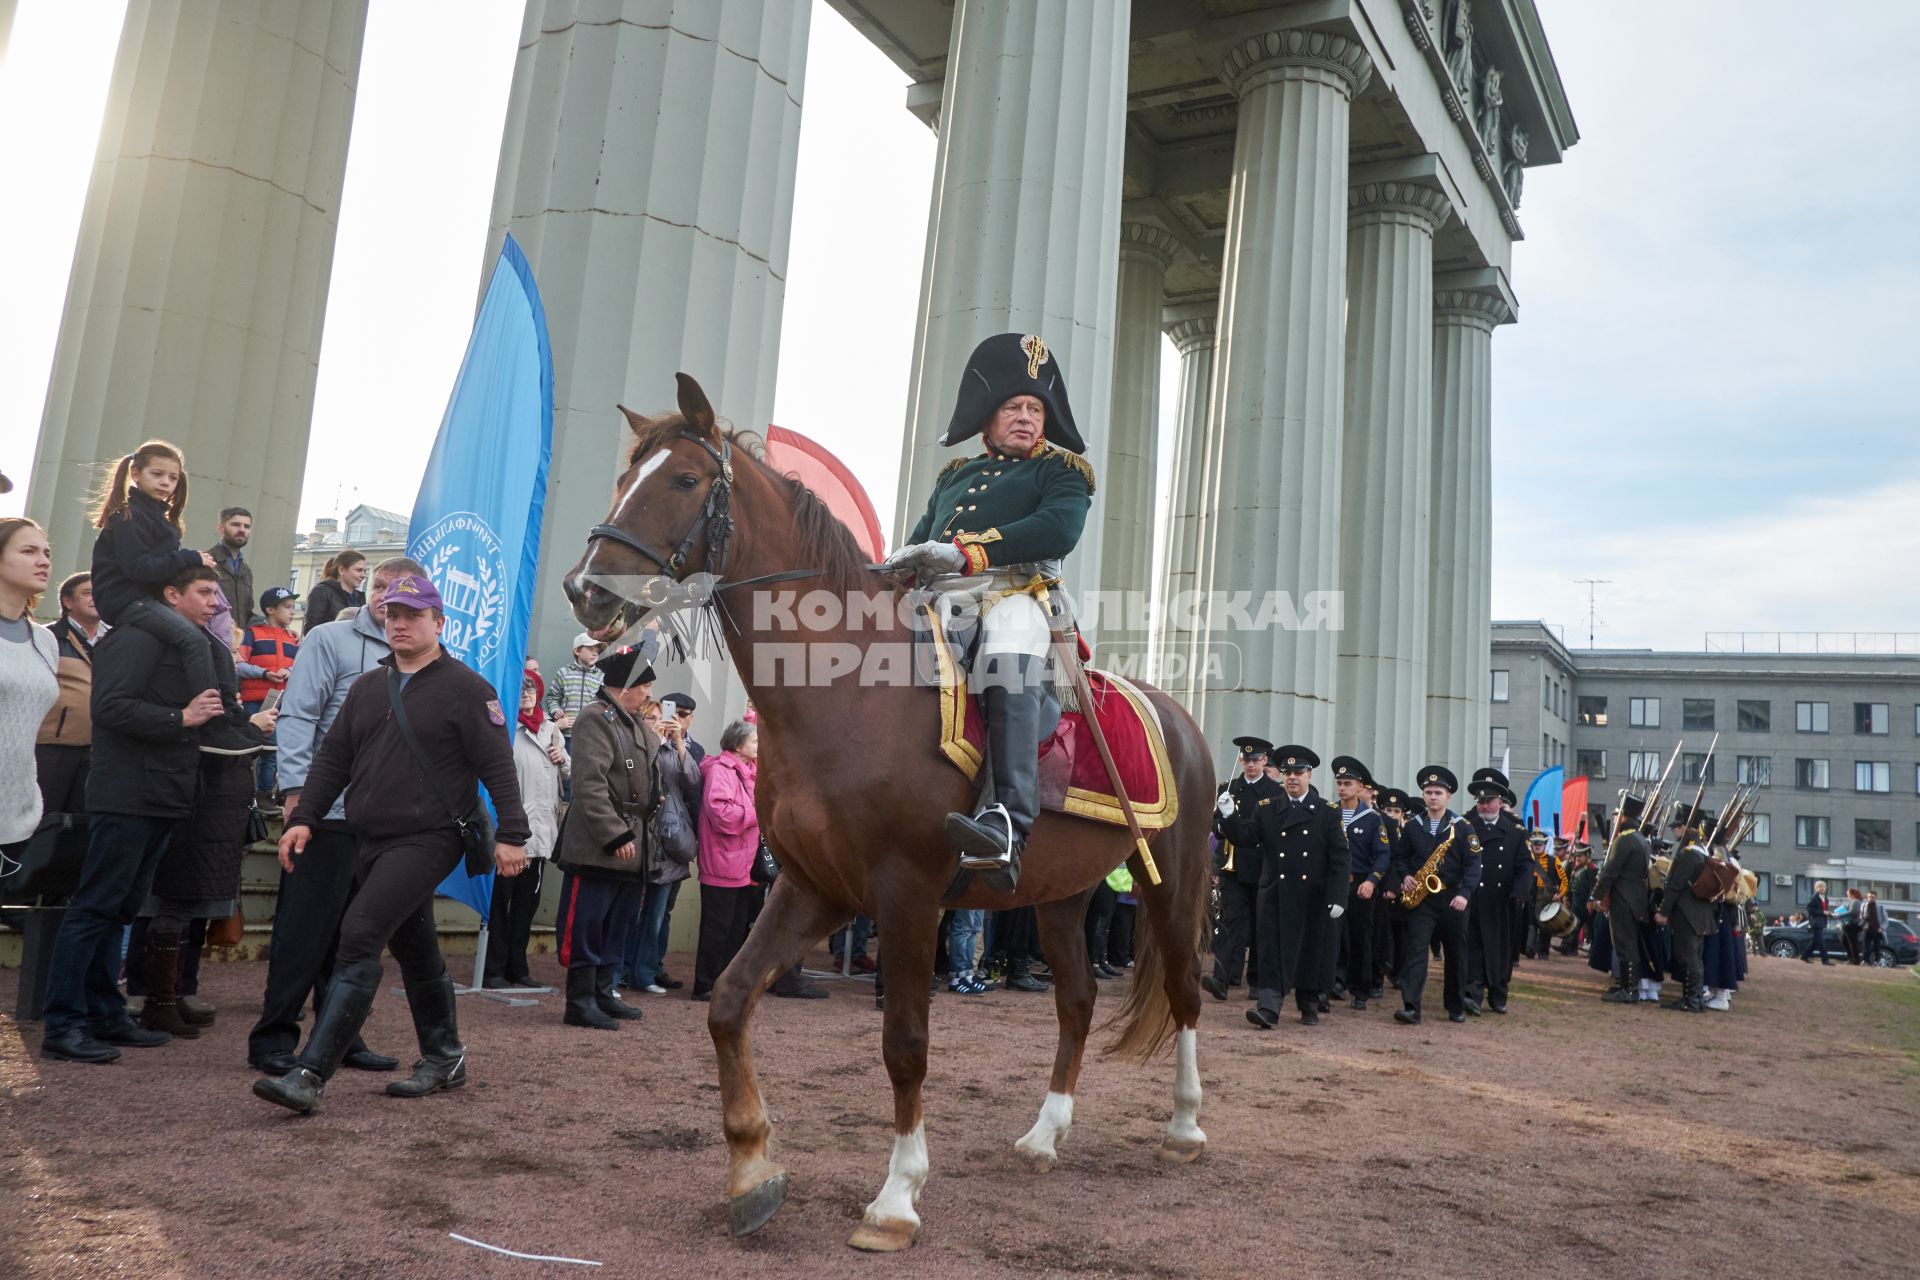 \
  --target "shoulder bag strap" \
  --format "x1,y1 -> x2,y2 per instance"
386,667 -> 469,832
